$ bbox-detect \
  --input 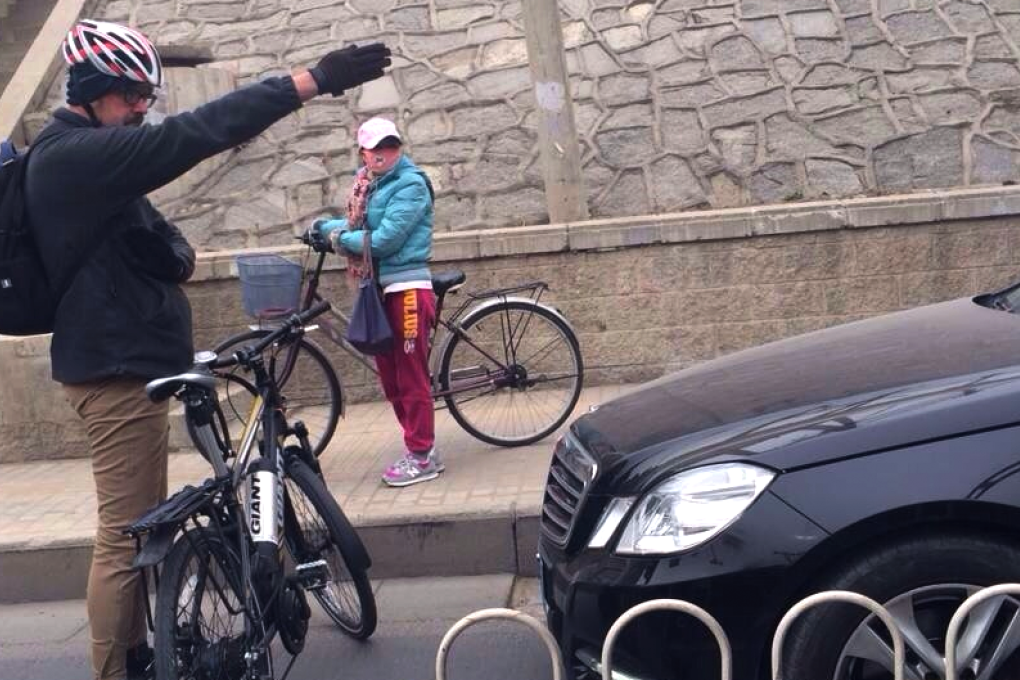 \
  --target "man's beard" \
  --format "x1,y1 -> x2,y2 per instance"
124,112 -> 145,127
